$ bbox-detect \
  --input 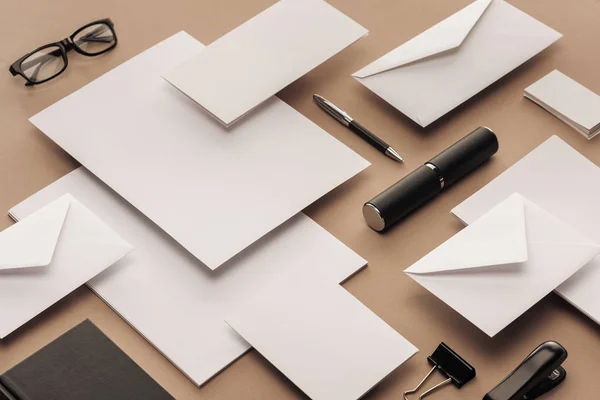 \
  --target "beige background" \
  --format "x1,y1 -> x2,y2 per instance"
1,0 -> 600,398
